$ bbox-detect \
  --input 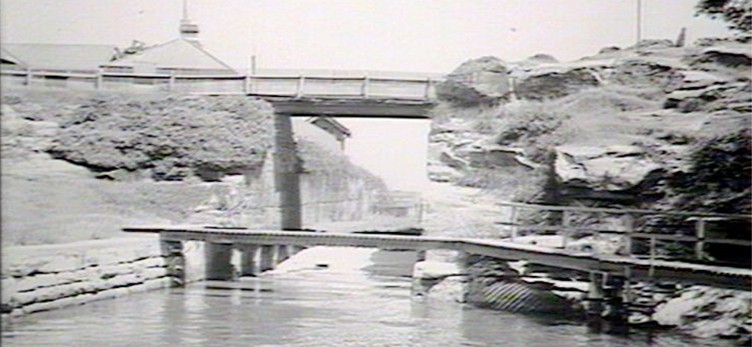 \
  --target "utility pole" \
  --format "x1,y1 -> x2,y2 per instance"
636,0 -> 642,44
